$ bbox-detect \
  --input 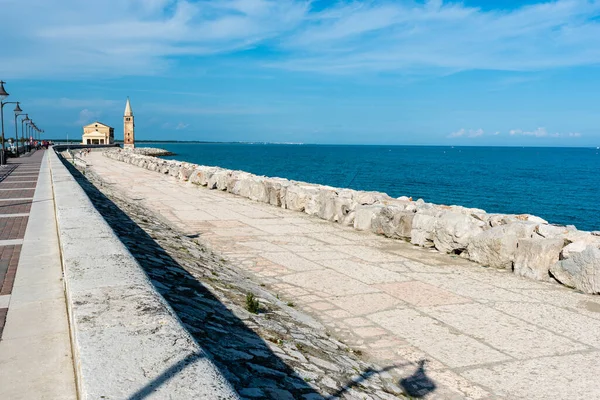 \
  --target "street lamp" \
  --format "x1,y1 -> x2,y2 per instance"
0,80 -> 11,165
21,114 -> 30,153
13,103 -> 22,155
27,121 -> 34,149
30,123 -> 36,146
